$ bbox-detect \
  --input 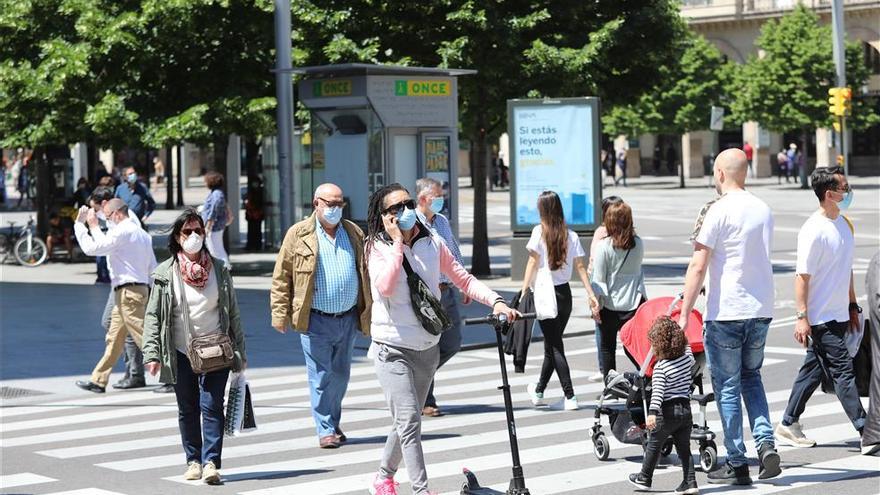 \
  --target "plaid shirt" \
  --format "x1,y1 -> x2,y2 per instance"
312,218 -> 359,313
418,211 -> 464,285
